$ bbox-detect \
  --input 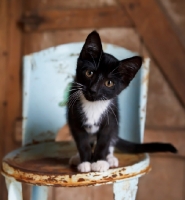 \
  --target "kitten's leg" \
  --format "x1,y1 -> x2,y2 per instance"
71,130 -> 92,172
91,132 -> 110,172
106,146 -> 119,167
69,153 -> 80,166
